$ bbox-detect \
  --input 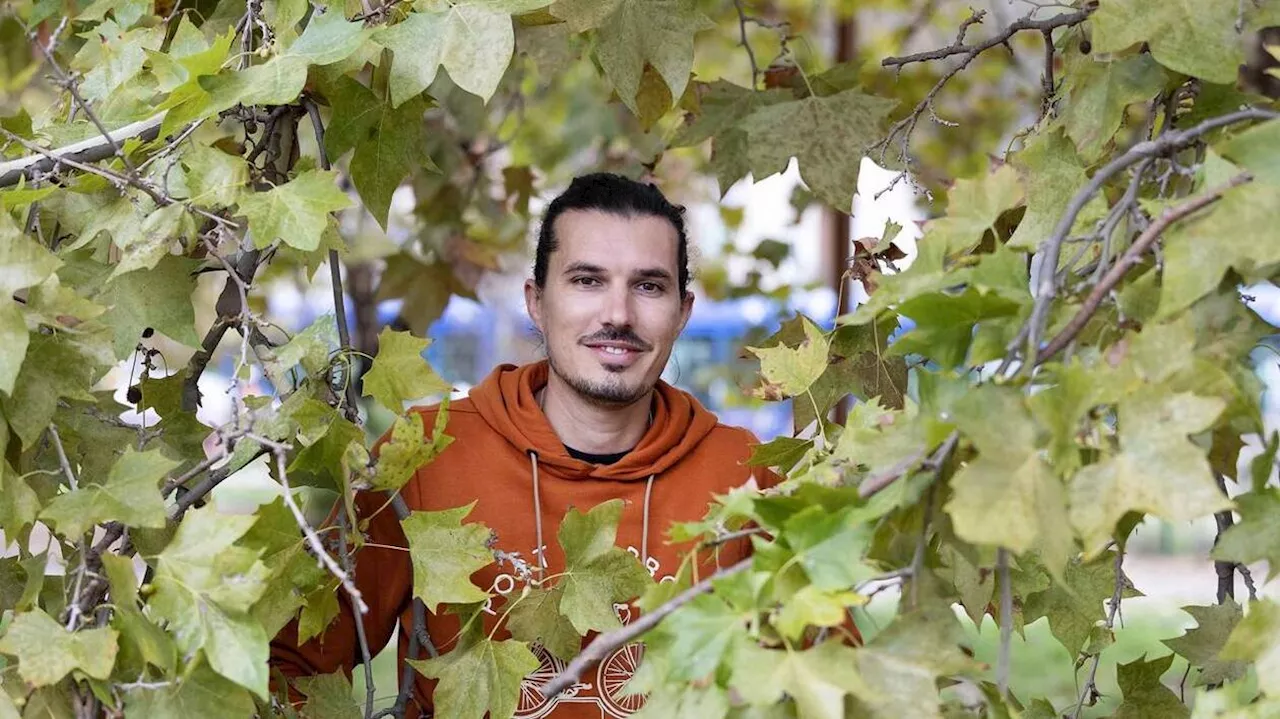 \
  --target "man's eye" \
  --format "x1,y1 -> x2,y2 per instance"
573,276 -> 600,286
638,282 -> 662,293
